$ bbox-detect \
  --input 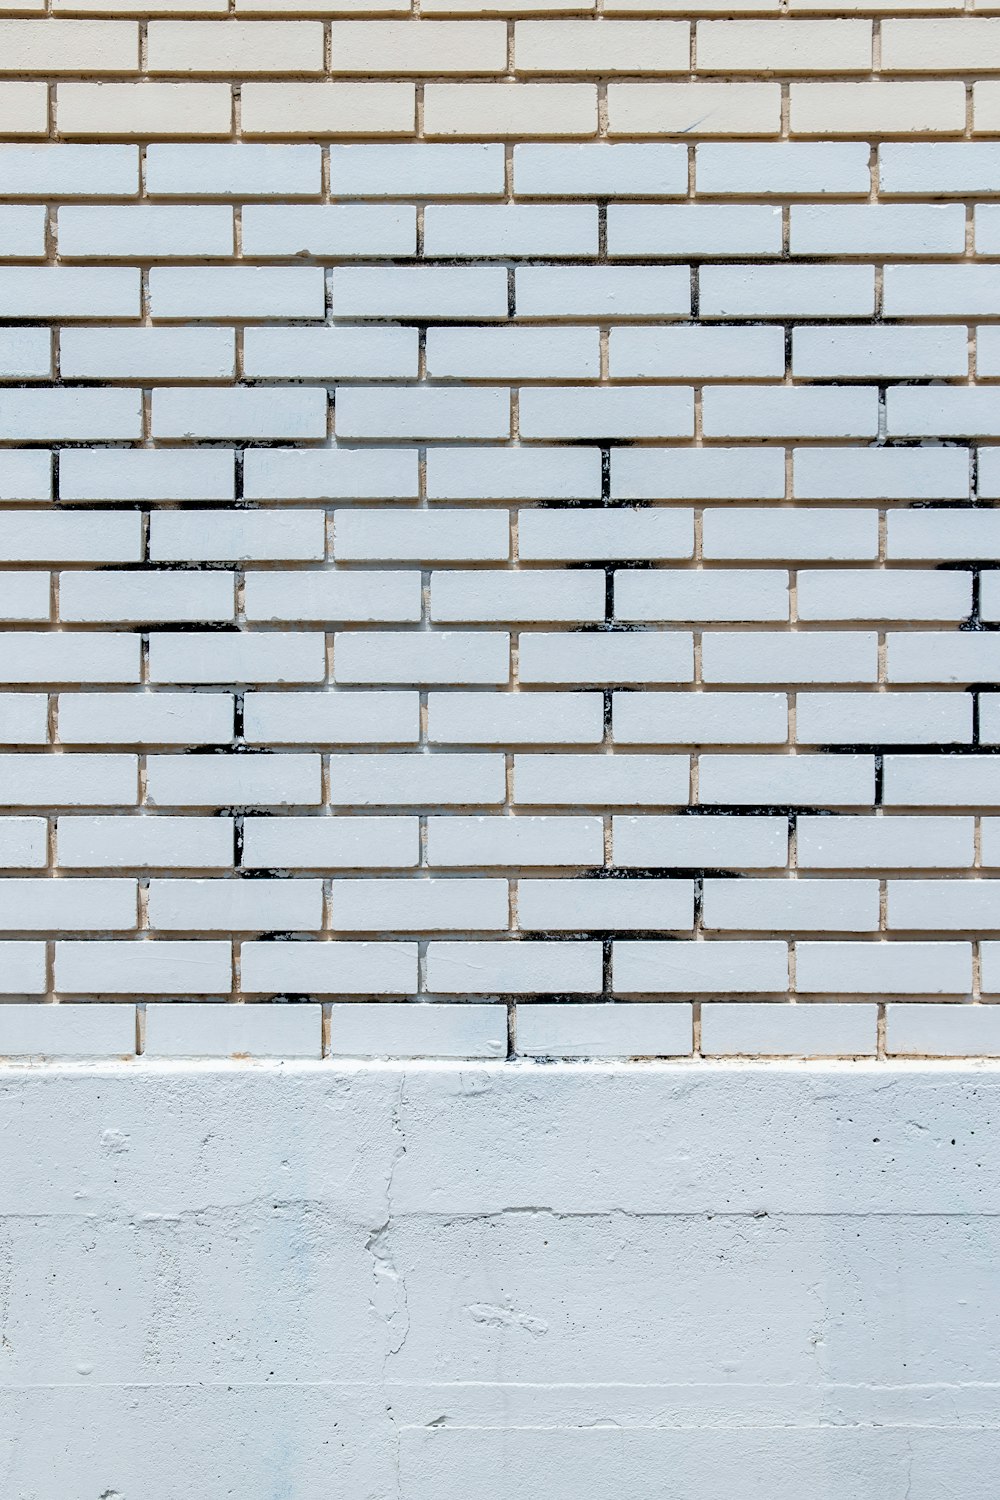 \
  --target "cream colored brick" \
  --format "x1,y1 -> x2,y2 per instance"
974,83 -> 1000,134
515,20 -> 689,75
147,20 -> 324,74
54,0 -> 226,13
424,83 -> 598,138
696,20 -> 872,74
607,0 -> 776,10
57,84 -> 233,138
0,19 -> 138,73
242,84 -> 415,137
882,19 -> 1000,72
0,84 -> 48,138
608,83 -> 780,138
330,21 -> 507,75
239,0 -> 406,11
790,83 -> 966,137
426,0 -> 590,13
